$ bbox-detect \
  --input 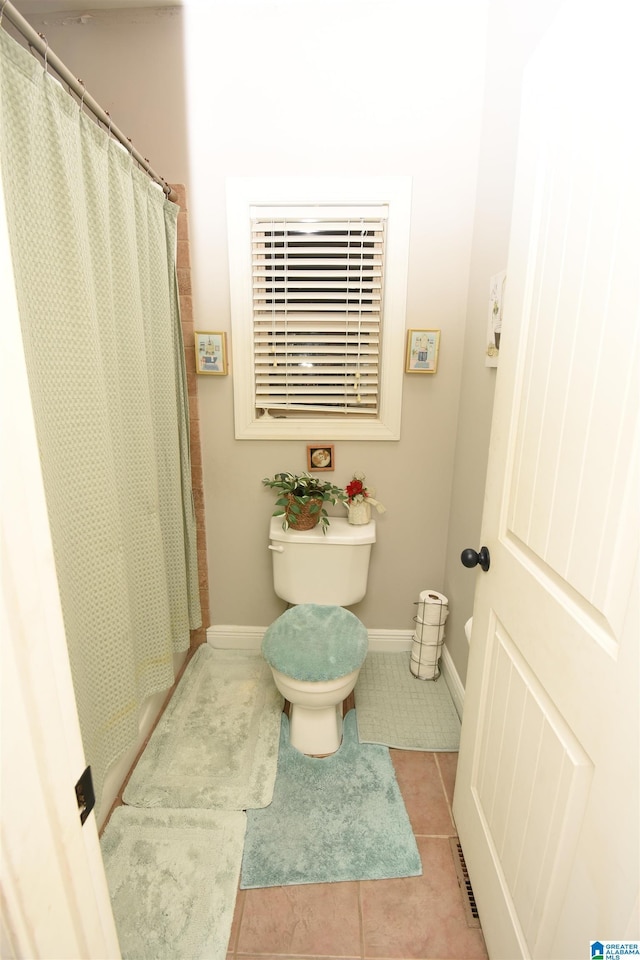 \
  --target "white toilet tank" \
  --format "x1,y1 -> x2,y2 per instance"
269,516 -> 376,606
